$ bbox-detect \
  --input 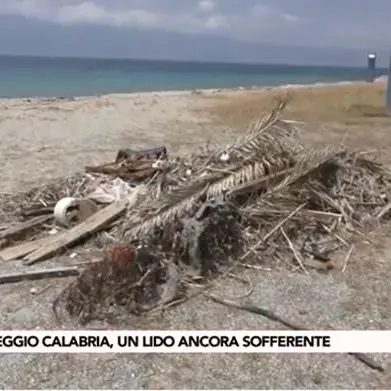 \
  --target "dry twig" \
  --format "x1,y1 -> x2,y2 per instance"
206,295 -> 385,373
